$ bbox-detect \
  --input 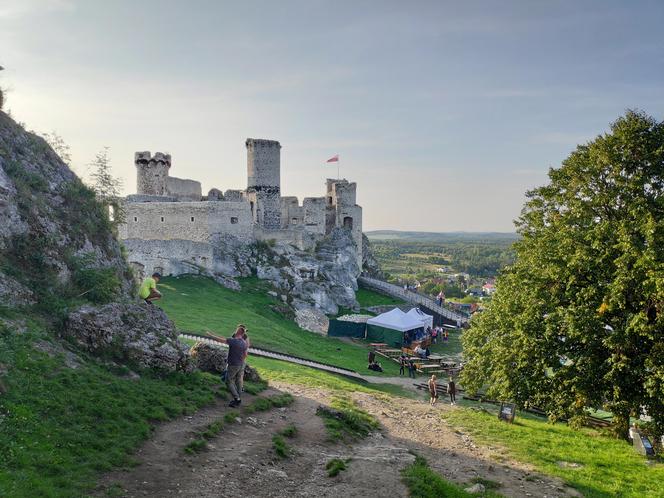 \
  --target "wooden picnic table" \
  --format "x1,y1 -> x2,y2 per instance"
370,343 -> 388,348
